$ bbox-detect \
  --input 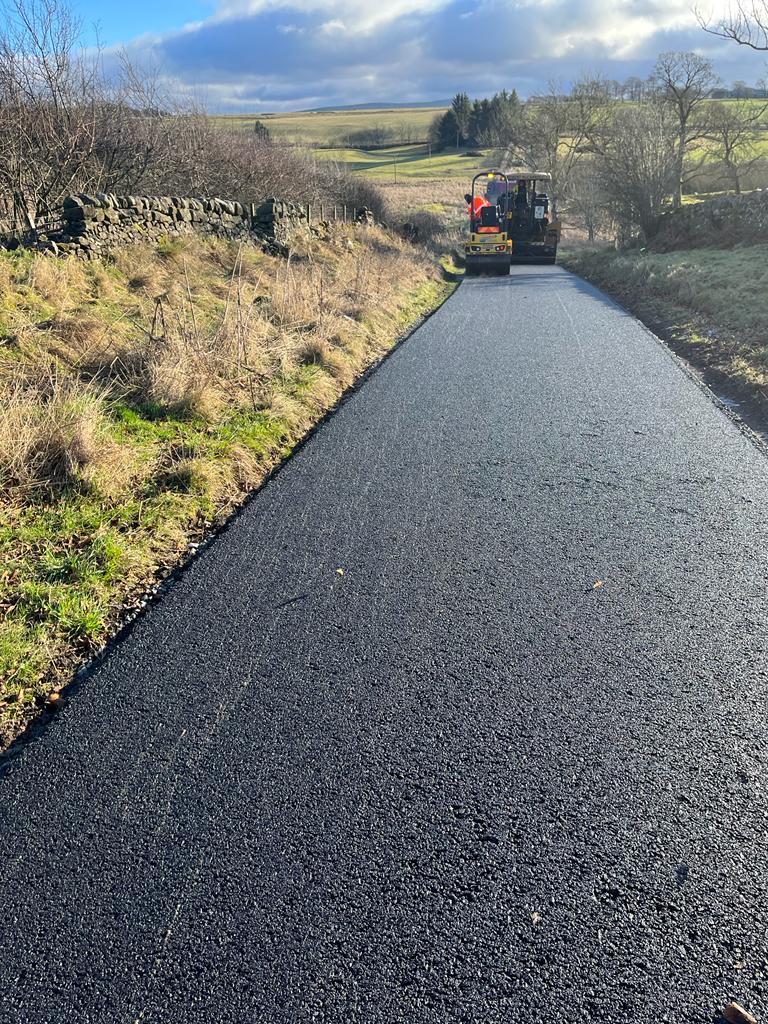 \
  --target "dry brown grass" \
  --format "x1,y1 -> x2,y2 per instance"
378,178 -> 466,215
26,256 -> 85,313
0,368 -> 117,494
5,227 -> 438,424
